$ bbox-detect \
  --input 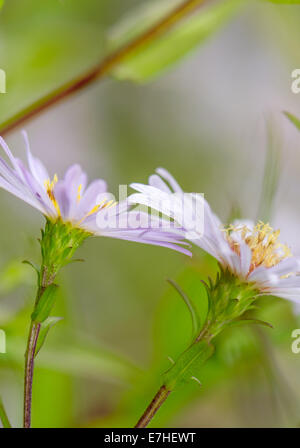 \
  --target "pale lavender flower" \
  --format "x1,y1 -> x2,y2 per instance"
130,168 -> 300,304
0,135 -> 190,255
